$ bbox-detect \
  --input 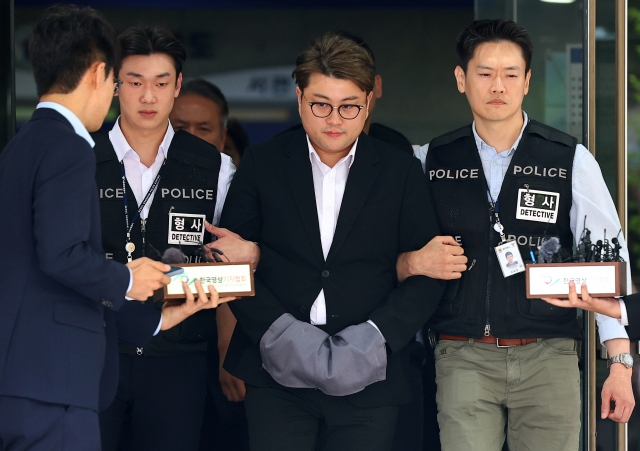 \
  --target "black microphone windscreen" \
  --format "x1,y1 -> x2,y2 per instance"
162,247 -> 186,264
